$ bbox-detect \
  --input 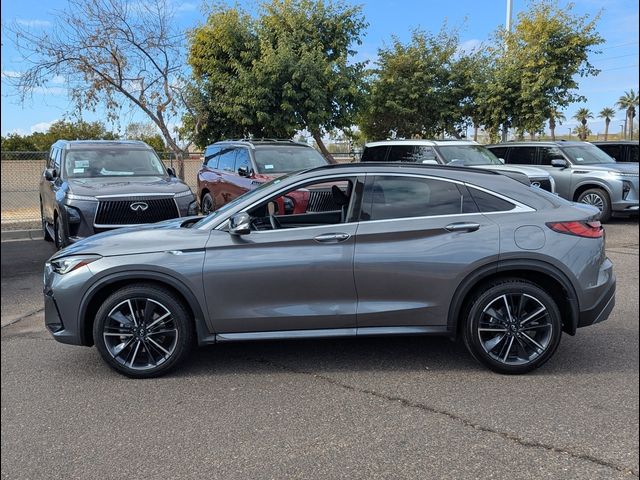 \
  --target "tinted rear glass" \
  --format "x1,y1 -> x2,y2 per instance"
253,146 -> 327,174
